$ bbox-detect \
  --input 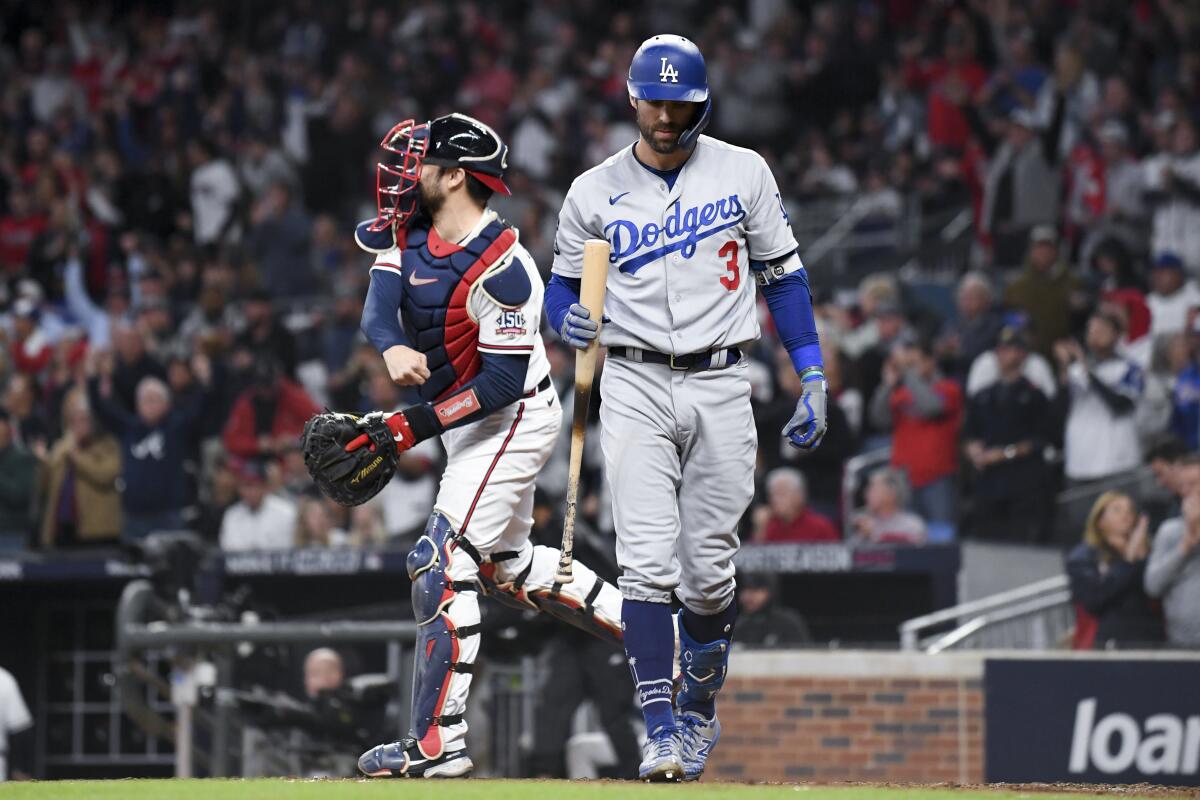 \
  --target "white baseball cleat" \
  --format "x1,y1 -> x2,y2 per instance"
678,710 -> 721,781
638,725 -> 684,782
